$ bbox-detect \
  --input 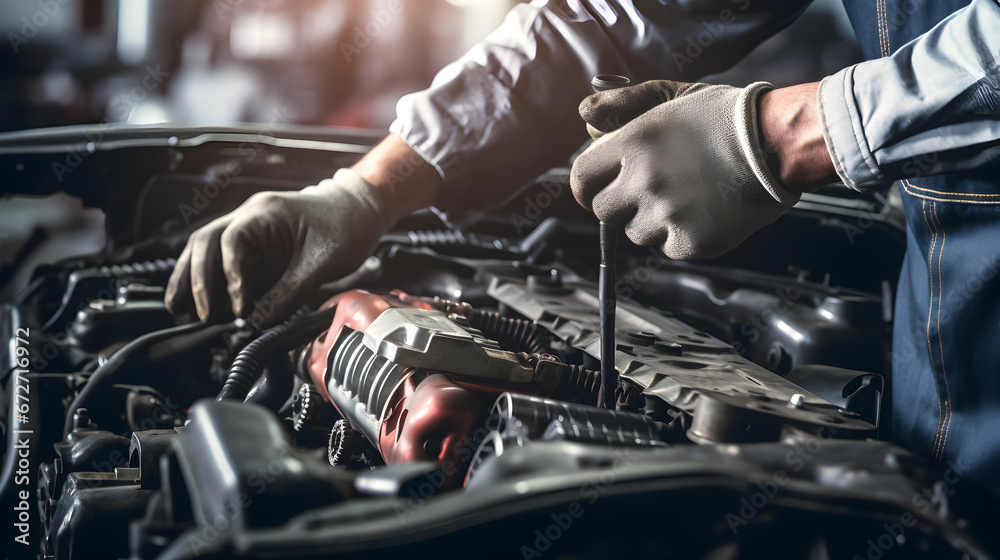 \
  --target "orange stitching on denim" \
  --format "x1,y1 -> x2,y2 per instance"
906,181 -> 1000,198
902,183 -> 1000,205
931,203 -> 952,462
921,201 -> 945,459
876,0 -> 884,56
877,0 -> 890,57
